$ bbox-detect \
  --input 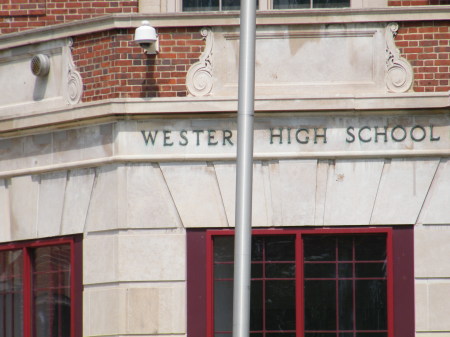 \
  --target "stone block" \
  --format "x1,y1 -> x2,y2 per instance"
127,285 -> 186,334
87,287 -> 127,336
214,161 -> 279,227
161,162 -> 228,228
371,158 -> 439,225
278,159 -> 317,226
324,159 -> 384,226
85,165 -> 123,232
415,281 -> 428,332
118,231 -> 185,282
83,233 -> 118,285
418,159 -> 450,225
10,175 -> 39,240
126,163 -> 181,229
61,168 -> 95,235
37,171 -> 66,237
415,225 -> 450,278
428,282 -> 450,331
